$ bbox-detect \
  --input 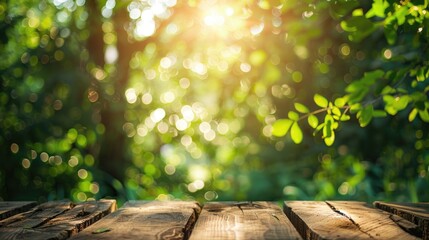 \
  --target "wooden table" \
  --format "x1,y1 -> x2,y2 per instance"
0,200 -> 427,239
